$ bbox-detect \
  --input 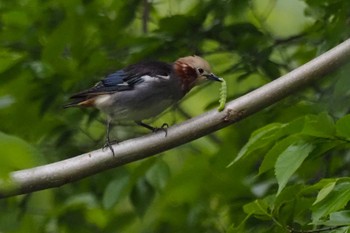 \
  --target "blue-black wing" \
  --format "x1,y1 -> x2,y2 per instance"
65,61 -> 172,107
